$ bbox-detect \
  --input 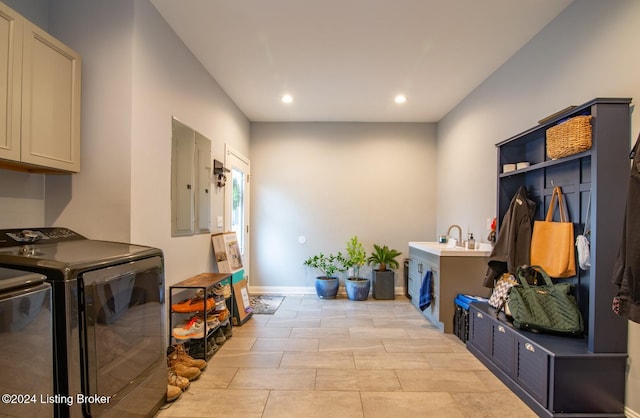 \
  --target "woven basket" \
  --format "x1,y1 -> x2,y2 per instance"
546,115 -> 592,159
